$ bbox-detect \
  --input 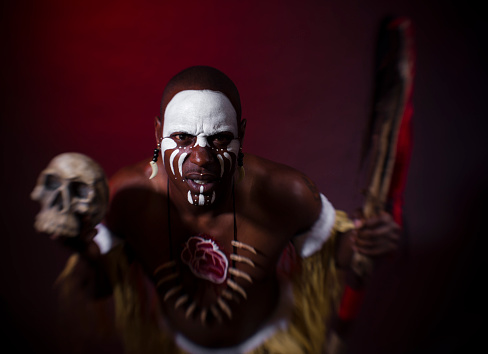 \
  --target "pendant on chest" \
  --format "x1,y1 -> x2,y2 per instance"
153,234 -> 257,324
